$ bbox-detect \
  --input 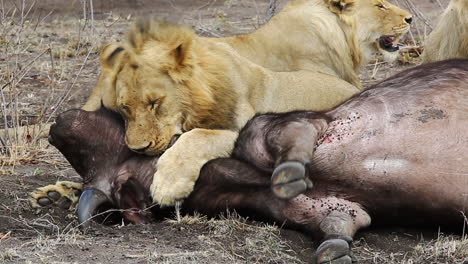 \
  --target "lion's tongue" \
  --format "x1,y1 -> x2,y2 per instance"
391,37 -> 400,47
